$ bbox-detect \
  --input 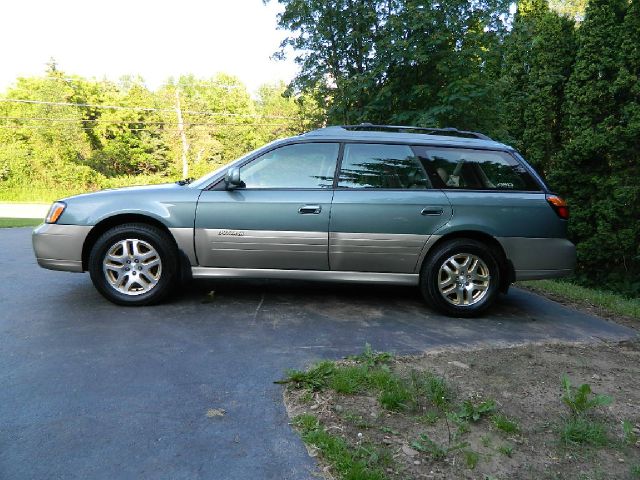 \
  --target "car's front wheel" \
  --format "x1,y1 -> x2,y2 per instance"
88,223 -> 178,306
420,238 -> 500,317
